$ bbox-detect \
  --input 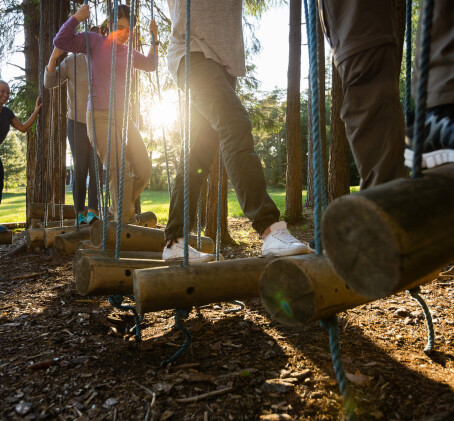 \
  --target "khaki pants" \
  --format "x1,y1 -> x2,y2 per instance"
86,110 -> 151,223
165,53 -> 280,241
318,0 -> 454,188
